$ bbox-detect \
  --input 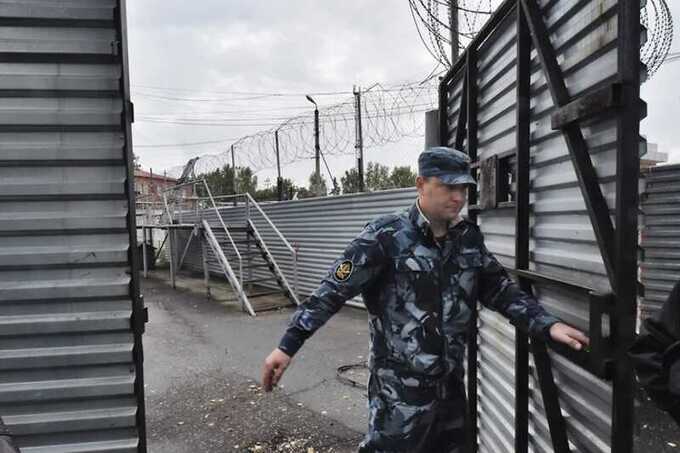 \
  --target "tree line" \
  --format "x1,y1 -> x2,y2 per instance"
194,162 -> 418,202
